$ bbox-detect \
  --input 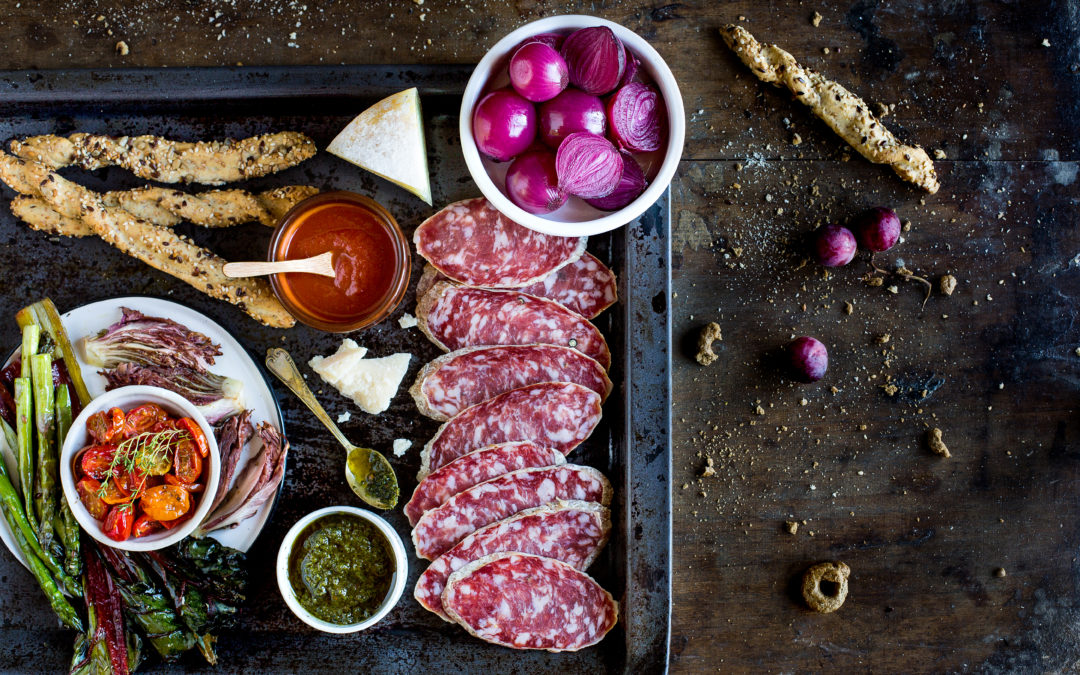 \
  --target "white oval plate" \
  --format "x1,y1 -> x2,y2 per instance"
0,296 -> 285,566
